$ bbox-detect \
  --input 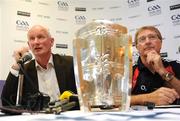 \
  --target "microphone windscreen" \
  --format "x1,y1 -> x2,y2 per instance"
22,52 -> 32,62
17,52 -> 32,64
59,91 -> 73,100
